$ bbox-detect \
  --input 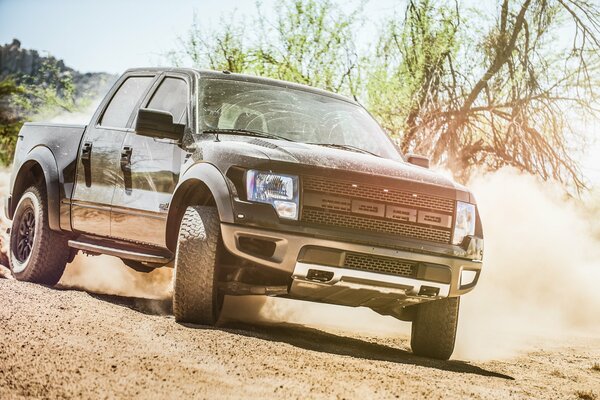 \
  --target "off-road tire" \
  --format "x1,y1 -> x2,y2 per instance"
9,185 -> 70,285
172,206 -> 224,325
410,297 -> 460,360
